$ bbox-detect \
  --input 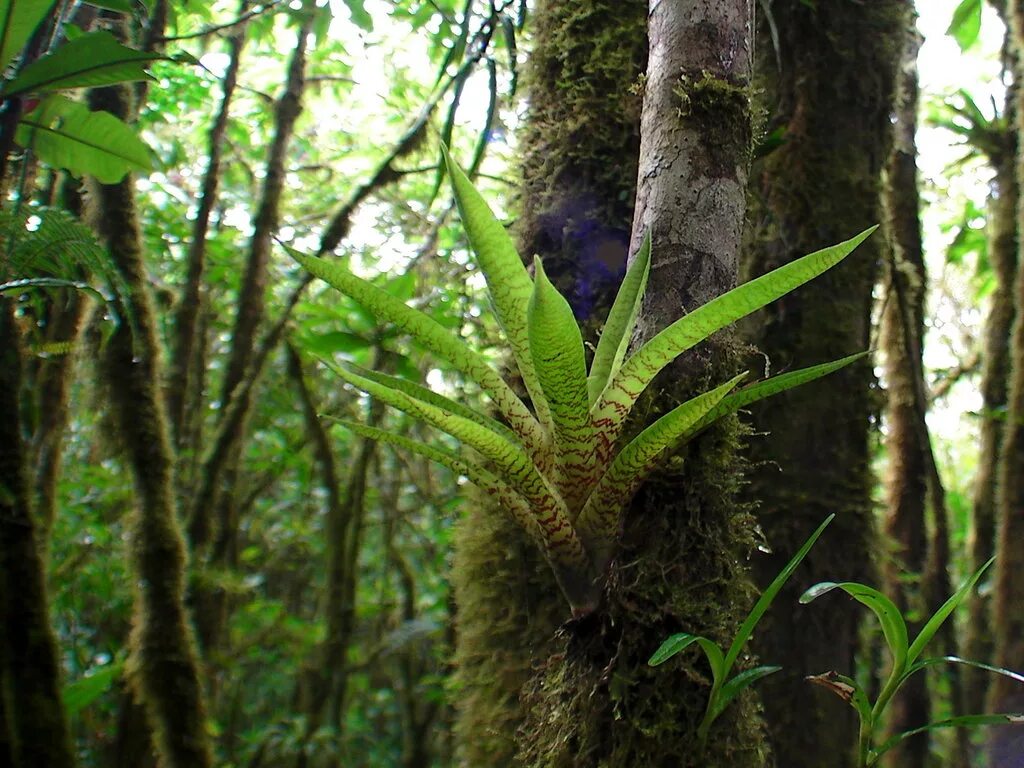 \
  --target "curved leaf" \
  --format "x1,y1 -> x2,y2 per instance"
576,375 -> 743,566
724,514 -> 835,672
62,661 -> 124,717
16,95 -> 152,183
294,249 -> 550,465
322,360 -> 586,571
529,257 -> 595,508
903,655 -> 1024,688
870,714 -> 1023,765
648,633 -> 725,686
326,417 -> 539,538
711,666 -> 781,720
593,228 -> 875,458
588,232 -> 650,404
0,0 -> 56,71
805,671 -> 872,723
3,30 -> 159,97
907,556 -> 994,665
441,144 -> 552,432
